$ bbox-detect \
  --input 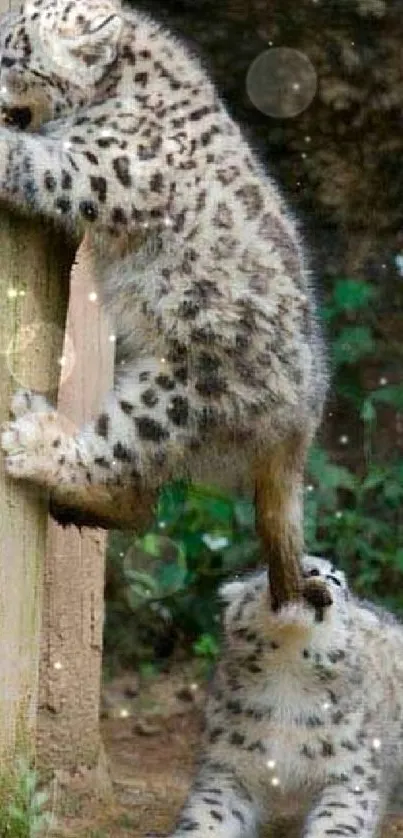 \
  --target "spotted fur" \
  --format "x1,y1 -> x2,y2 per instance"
0,1 -> 326,548
170,556 -> 403,838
